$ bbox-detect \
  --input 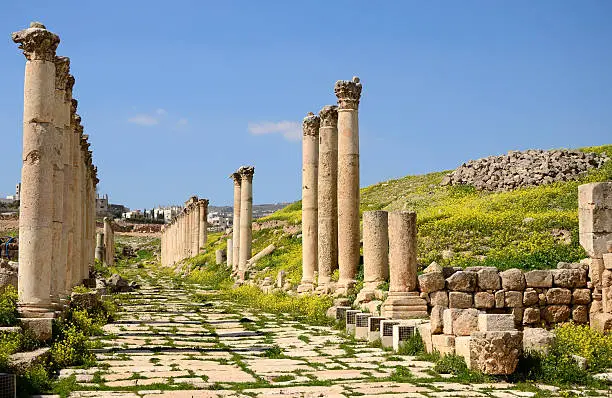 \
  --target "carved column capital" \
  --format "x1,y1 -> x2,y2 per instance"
334,76 -> 362,110
319,105 -> 338,127
54,56 -> 70,90
230,172 -> 242,185
302,112 -> 320,137
12,22 -> 60,61
238,166 -> 255,182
